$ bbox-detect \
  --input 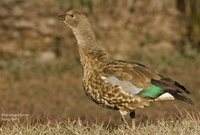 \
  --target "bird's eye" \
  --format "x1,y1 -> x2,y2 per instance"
70,14 -> 74,17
